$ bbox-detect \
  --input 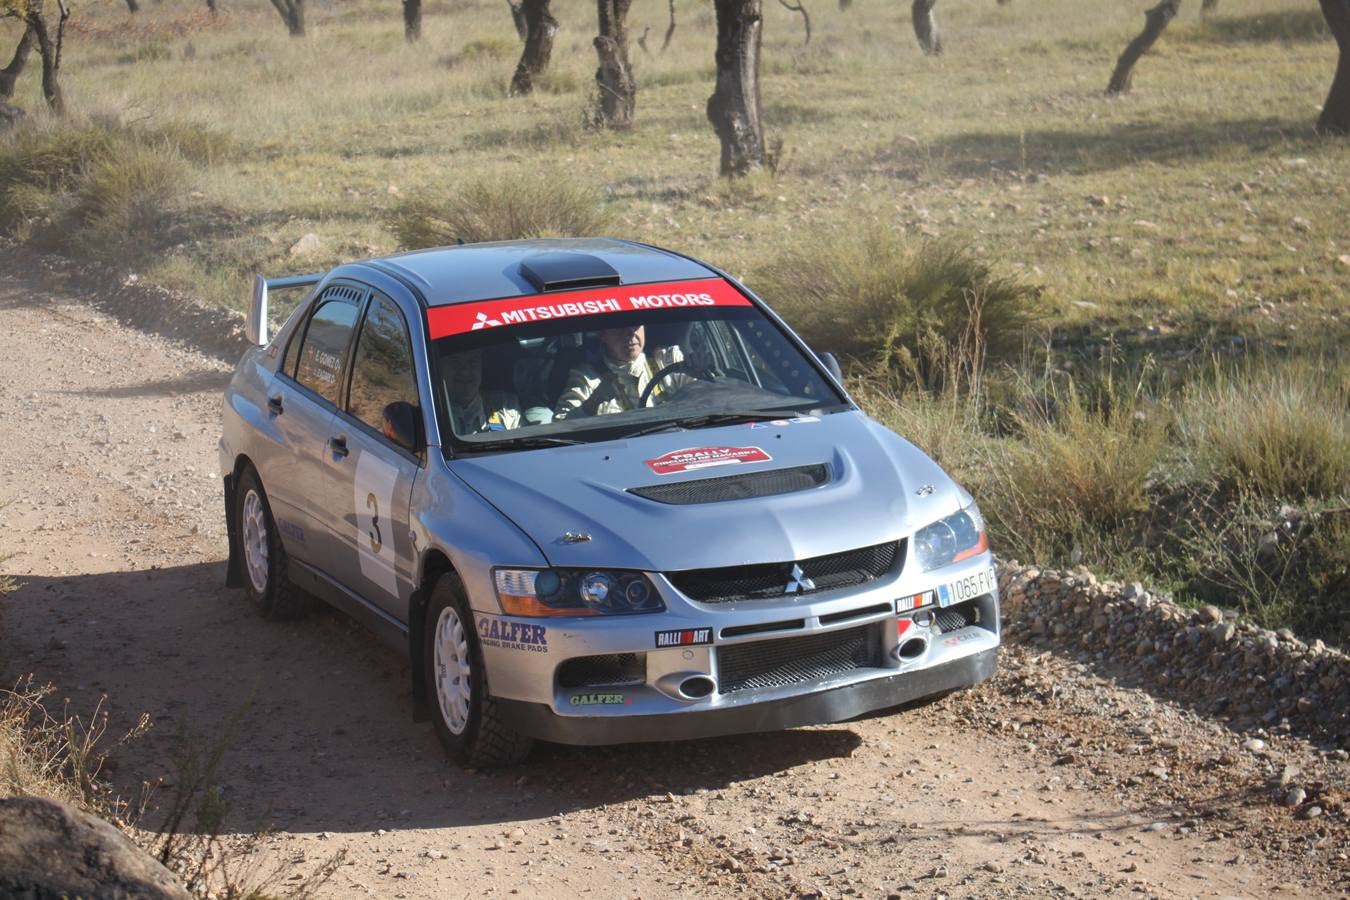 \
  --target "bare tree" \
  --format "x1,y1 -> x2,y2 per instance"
1320,0 -> 1350,133
269,0 -> 304,36
0,24 -> 33,100
206,0 -> 216,15
777,0 -> 809,45
507,0 -> 527,40
403,0 -> 421,42
4,0 -> 69,113
1200,0 -> 1217,12
1106,0 -> 1179,95
912,0 -> 941,55
661,0 -> 675,50
510,0 -> 557,95
707,0 -> 765,176
593,0 -> 635,127
124,0 -> 138,12
636,24 -> 650,55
